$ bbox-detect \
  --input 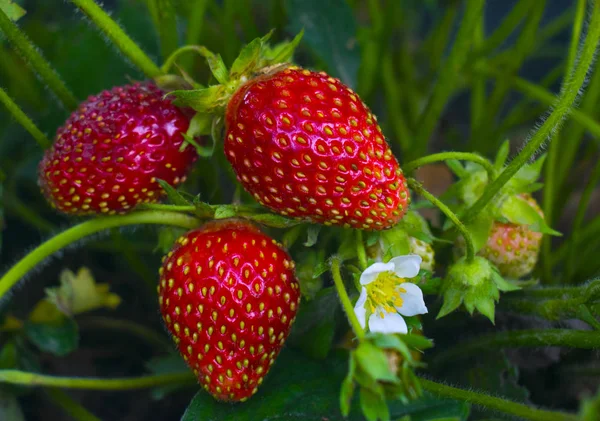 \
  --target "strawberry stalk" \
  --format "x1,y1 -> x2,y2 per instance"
70,0 -> 162,78
330,257 -> 366,341
0,87 -> 51,149
0,8 -> 78,110
403,152 -> 496,180
0,211 -> 200,301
